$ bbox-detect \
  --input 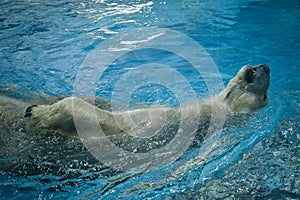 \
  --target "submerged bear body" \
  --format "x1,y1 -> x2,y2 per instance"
0,64 -> 270,149
22,64 -> 270,140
